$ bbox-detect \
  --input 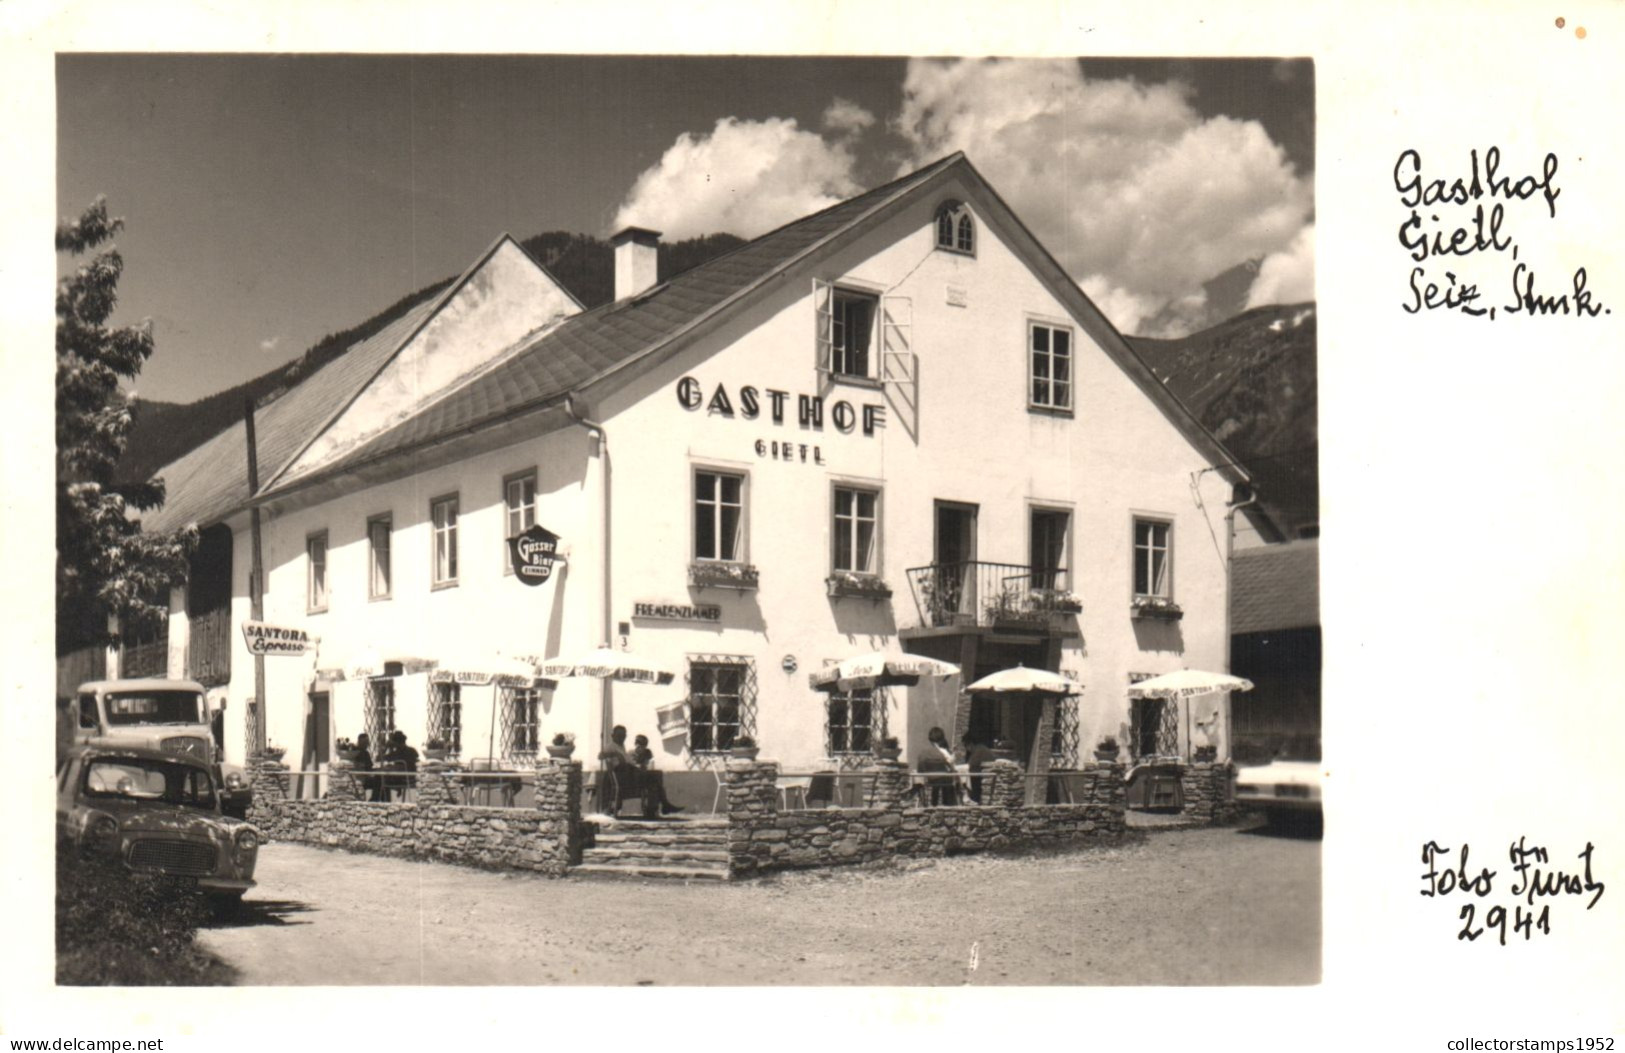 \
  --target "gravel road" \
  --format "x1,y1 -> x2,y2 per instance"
195,821 -> 1319,986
